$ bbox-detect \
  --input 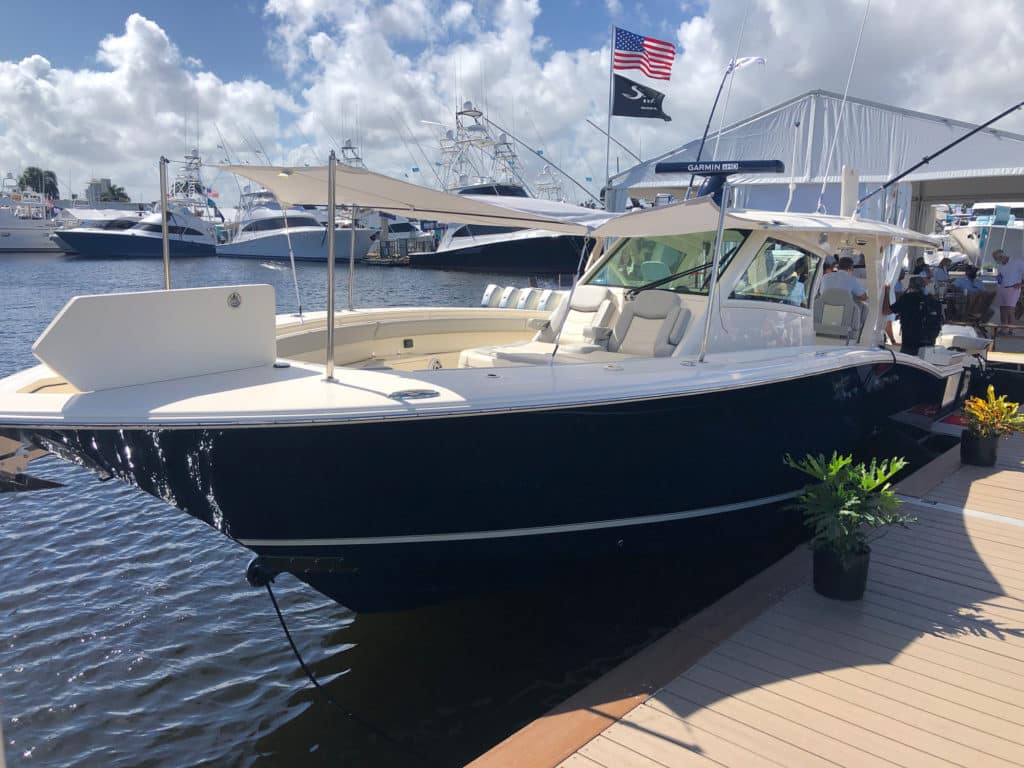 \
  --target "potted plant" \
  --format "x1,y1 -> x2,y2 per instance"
961,385 -> 1024,466
783,453 -> 915,600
